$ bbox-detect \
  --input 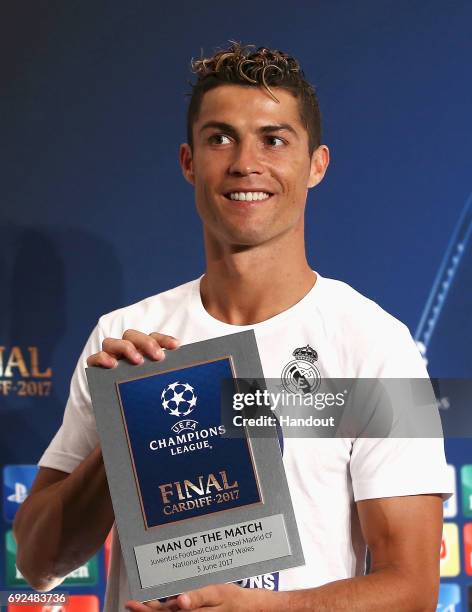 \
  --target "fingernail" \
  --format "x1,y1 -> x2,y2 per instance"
134,353 -> 144,363
156,348 -> 165,360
